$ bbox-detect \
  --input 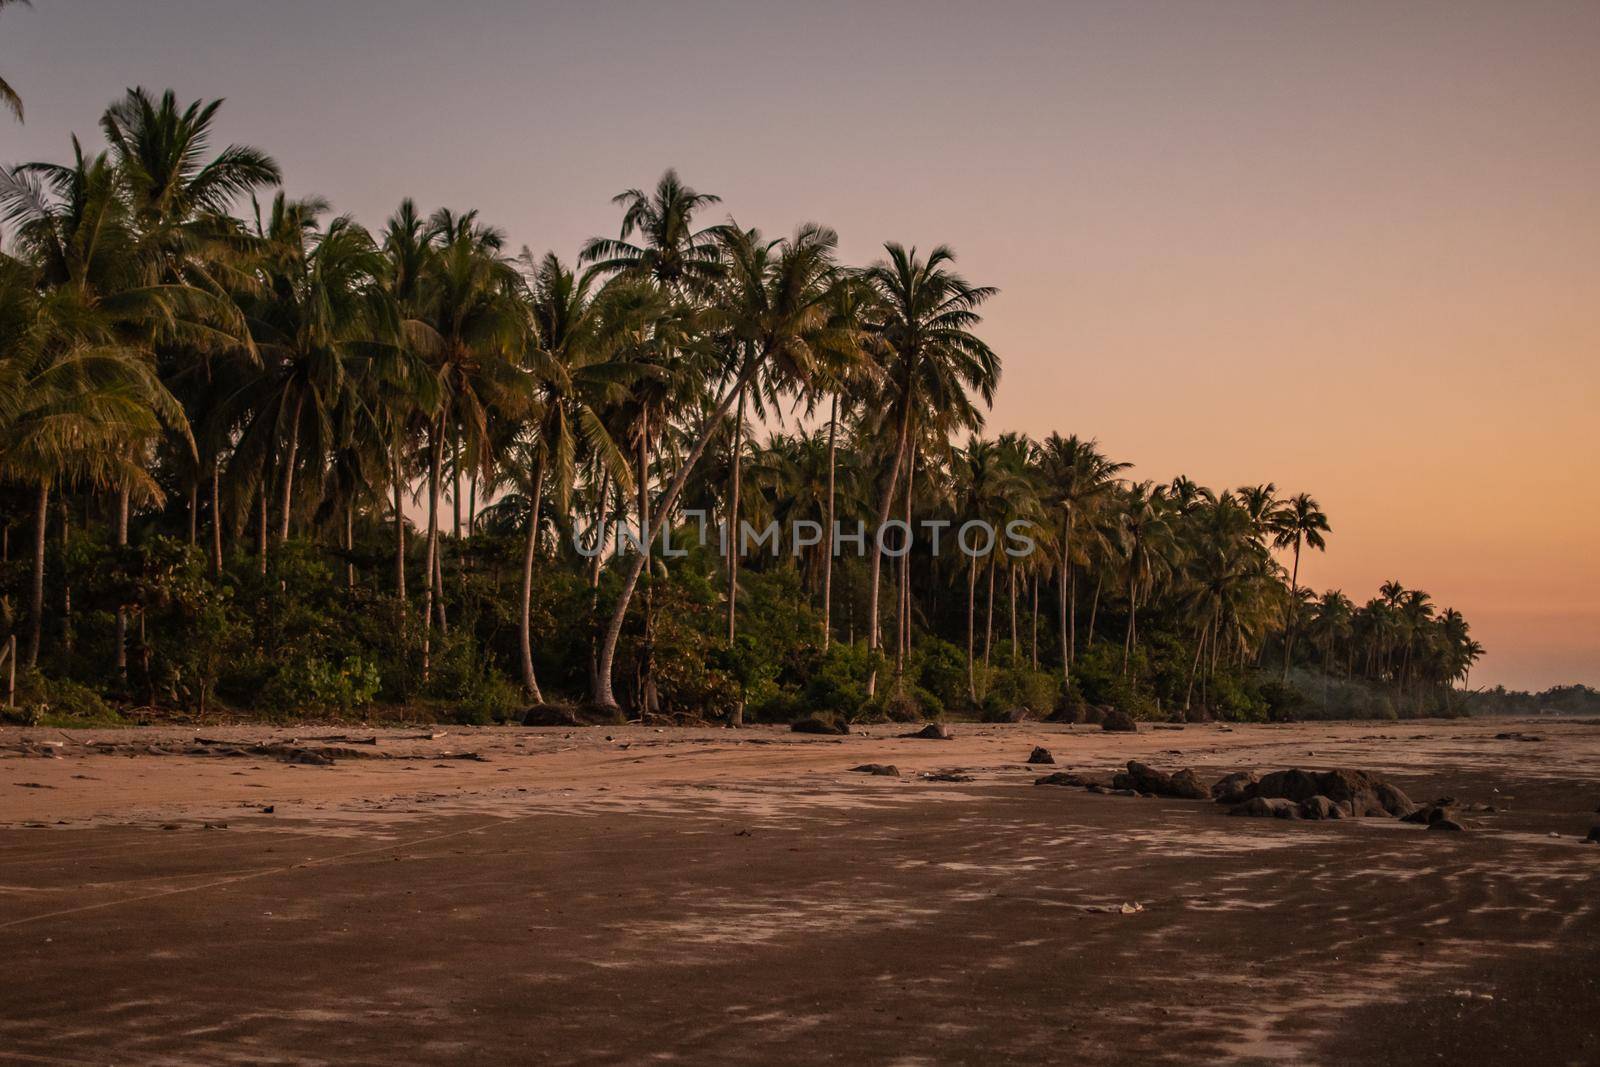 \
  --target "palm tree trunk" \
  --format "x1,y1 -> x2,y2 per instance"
278,393 -> 304,543
25,483 -> 47,669
115,487 -> 129,677
1030,570 -> 1039,669
1058,505 -> 1071,682
210,459 -> 224,577
966,553 -> 978,703
392,439 -> 406,599
864,407 -> 912,699
187,480 -> 198,545
451,424 -> 462,539
1087,571 -> 1102,648
345,503 -> 355,591
895,448 -> 916,676
256,471 -> 268,575
726,385 -> 745,643
821,393 -> 838,650
589,469 -> 611,589
422,421 -> 442,680
519,451 -> 546,701
1281,539 -> 1302,683
1008,562 -> 1017,663
1122,558 -> 1139,676
984,556 -> 996,668
592,361 -> 762,710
